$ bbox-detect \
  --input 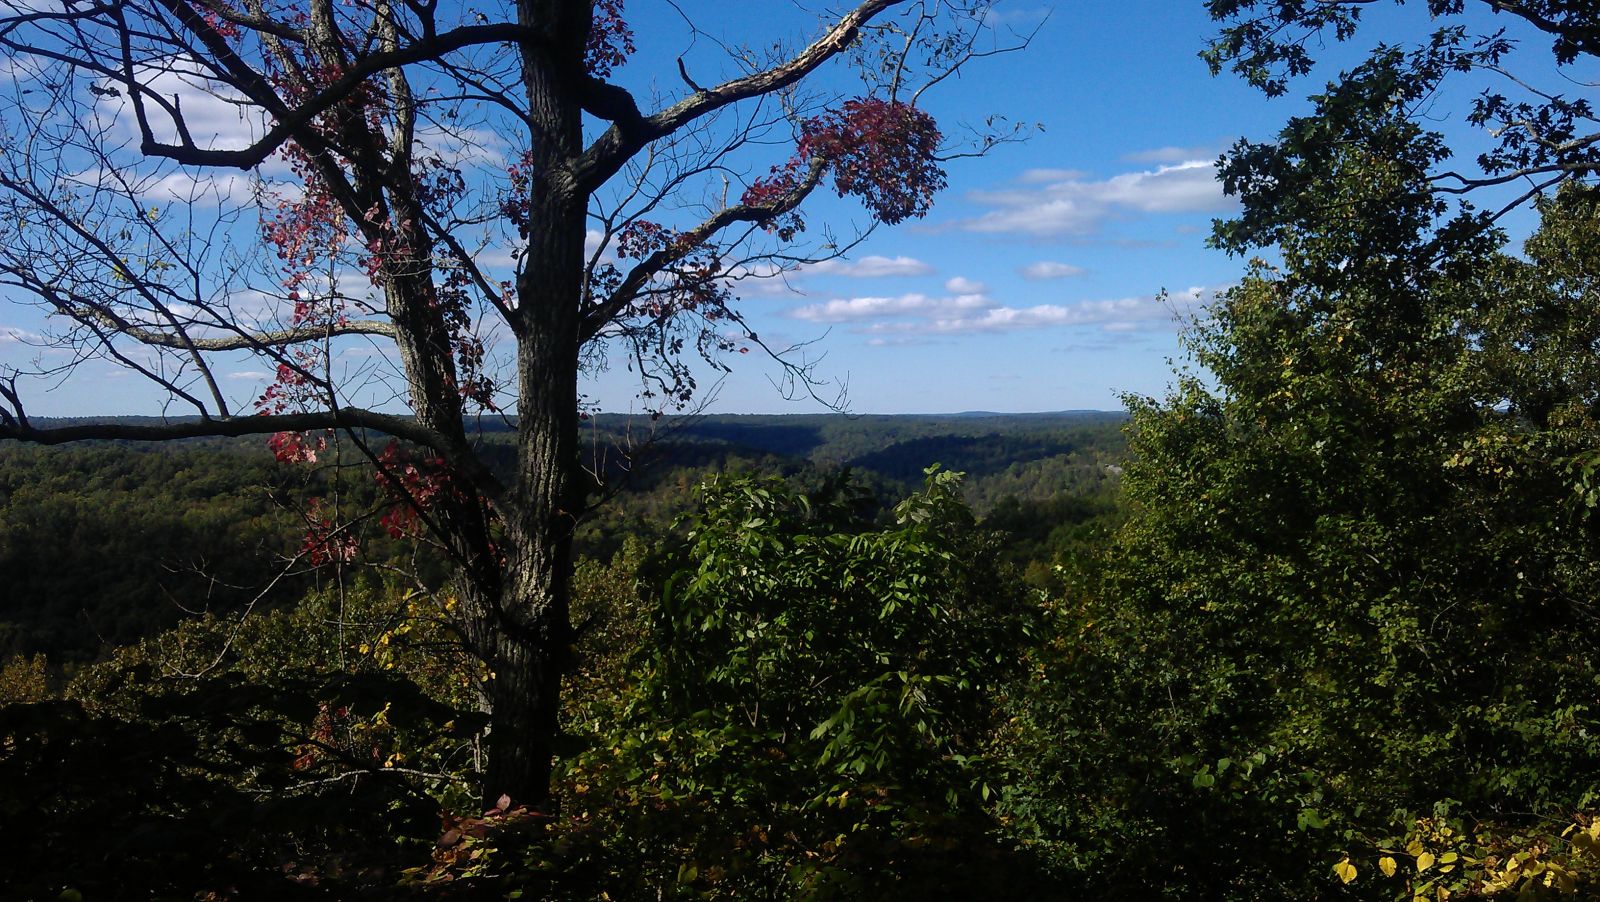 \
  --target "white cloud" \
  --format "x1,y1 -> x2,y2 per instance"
1019,261 -> 1084,280
415,124 -> 508,167
1016,168 -> 1087,184
806,255 -> 934,278
864,335 -> 938,347
788,292 -> 991,323
982,5 -> 1052,27
0,53 -> 45,85
227,370 -> 270,380
0,325 -> 42,344
105,65 -> 271,155
957,161 -> 1234,236
1123,144 -> 1223,164
791,284 -> 1219,339
138,170 -> 262,205
784,281 -> 1209,339
867,287 -> 1212,335
720,260 -> 799,297
944,276 -> 987,294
